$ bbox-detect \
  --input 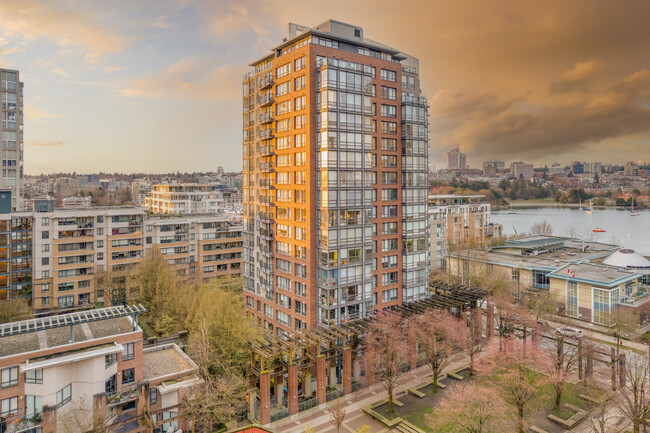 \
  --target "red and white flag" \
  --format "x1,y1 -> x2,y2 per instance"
568,269 -> 575,278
